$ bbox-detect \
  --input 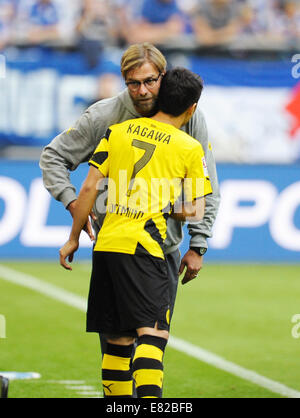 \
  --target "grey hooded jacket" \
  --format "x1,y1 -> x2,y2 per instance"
39,89 -> 220,254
